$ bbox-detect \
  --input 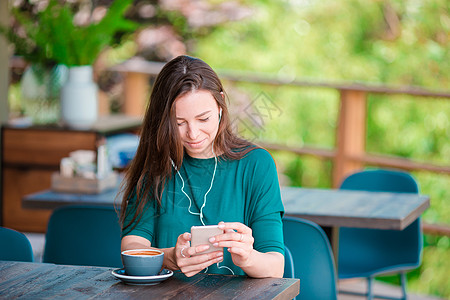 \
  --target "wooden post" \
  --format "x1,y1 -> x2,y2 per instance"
93,52 -> 110,116
97,90 -> 110,116
333,89 -> 367,188
122,72 -> 149,117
